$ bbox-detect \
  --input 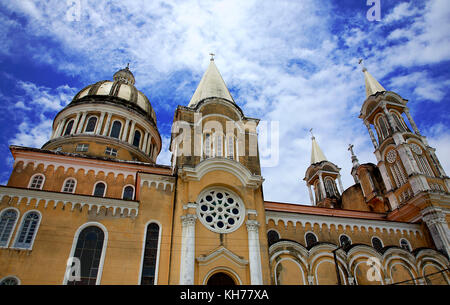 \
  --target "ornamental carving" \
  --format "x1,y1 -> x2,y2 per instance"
197,188 -> 245,233
386,150 -> 397,164
410,143 -> 423,155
